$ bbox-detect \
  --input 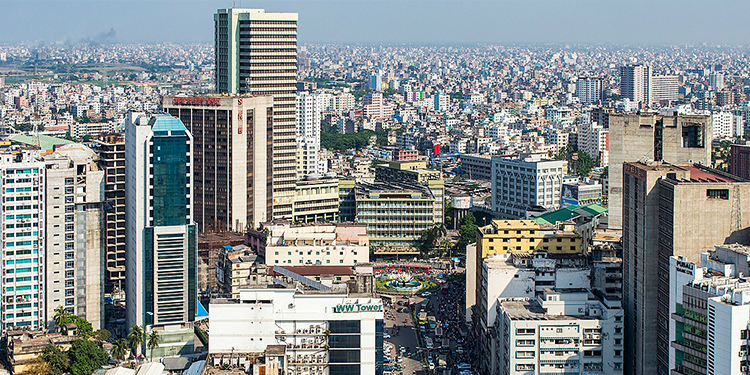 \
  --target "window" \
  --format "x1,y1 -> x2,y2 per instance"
516,351 -> 535,358
707,189 -> 729,200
